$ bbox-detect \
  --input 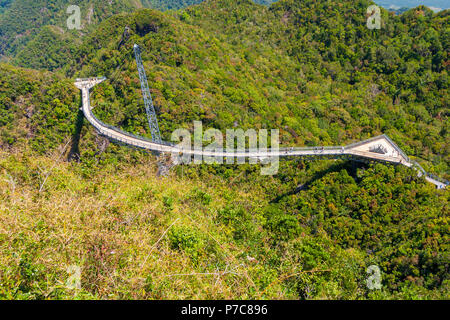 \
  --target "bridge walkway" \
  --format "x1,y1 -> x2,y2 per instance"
74,78 -> 448,189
